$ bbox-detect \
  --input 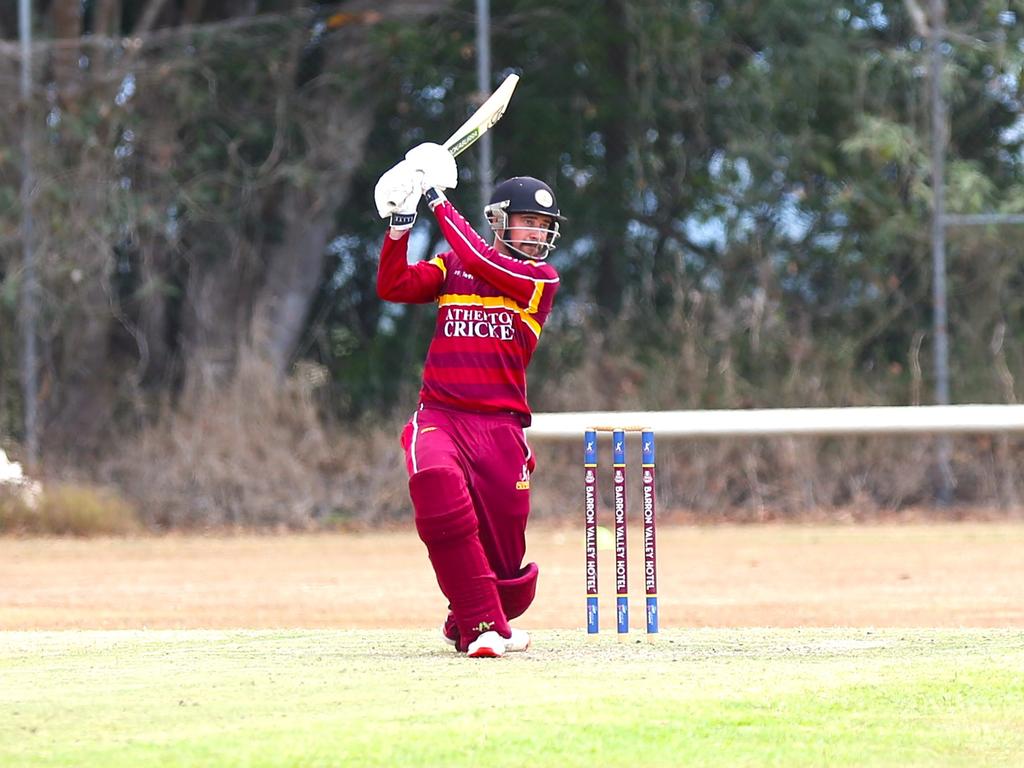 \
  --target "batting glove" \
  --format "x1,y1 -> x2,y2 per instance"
405,142 -> 457,194
374,159 -> 421,230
